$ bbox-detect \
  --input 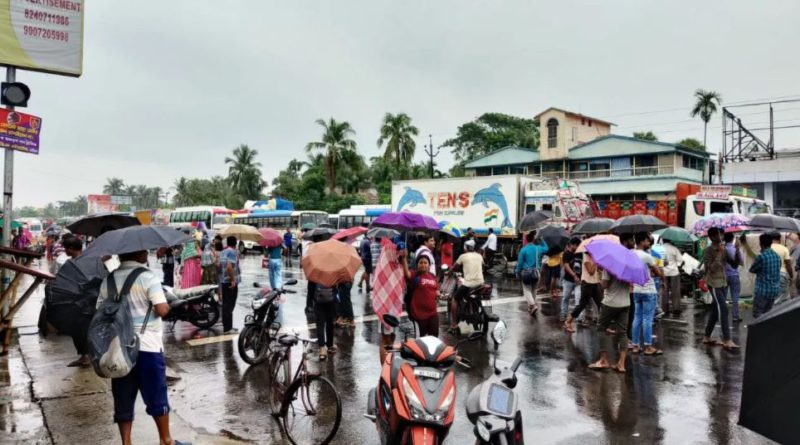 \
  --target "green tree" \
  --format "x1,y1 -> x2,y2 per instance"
676,137 -> 706,151
225,144 -> 266,200
305,118 -> 357,195
633,131 -> 658,141
377,112 -> 419,168
690,89 -> 722,149
103,177 -> 125,195
15,206 -> 39,218
173,177 -> 190,207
